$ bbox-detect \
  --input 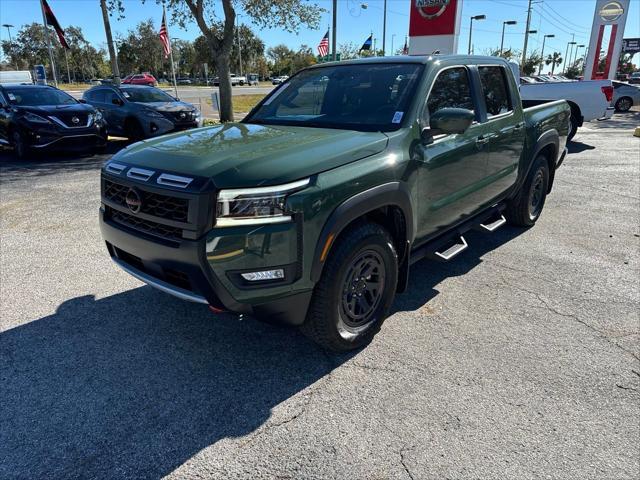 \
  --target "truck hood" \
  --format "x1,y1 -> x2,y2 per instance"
111,123 -> 389,188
